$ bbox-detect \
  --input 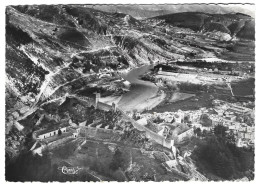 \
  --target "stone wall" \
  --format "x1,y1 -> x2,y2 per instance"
176,128 -> 194,144
47,135 -> 74,150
